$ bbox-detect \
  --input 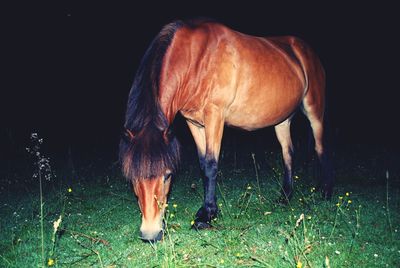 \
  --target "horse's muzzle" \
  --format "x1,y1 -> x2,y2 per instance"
140,229 -> 163,242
